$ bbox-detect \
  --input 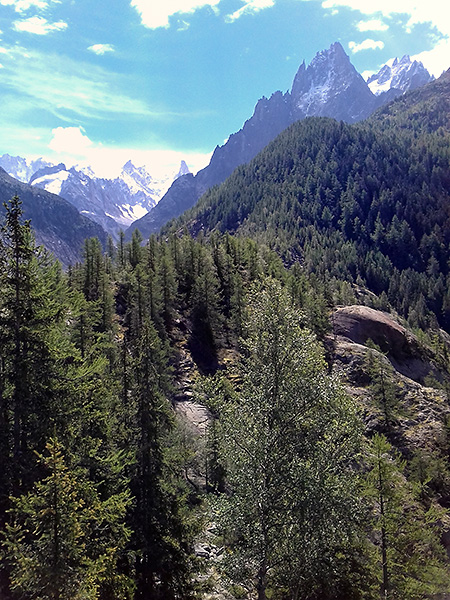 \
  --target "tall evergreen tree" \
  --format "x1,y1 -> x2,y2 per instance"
128,318 -> 194,599
213,281 -> 362,600
0,197 -> 66,503
2,438 -> 132,600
